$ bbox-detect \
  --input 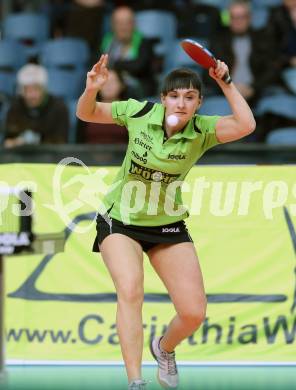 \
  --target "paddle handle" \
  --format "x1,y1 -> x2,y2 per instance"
213,58 -> 232,84
222,72 -> 232,85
